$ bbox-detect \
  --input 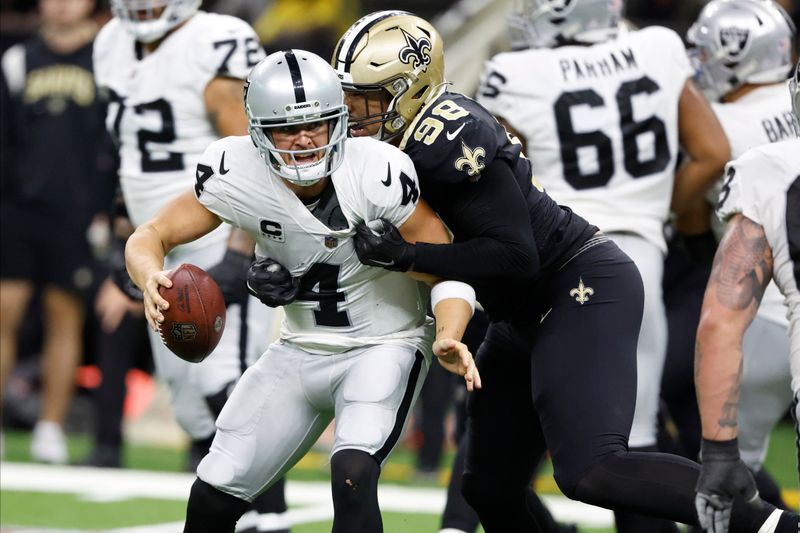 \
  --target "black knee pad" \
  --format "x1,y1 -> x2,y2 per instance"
184,478 -> 250,533
330,449 -> 380,506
